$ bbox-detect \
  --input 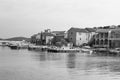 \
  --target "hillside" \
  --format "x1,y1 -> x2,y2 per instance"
5,37 -> 30,41
0,38 -> 3,40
